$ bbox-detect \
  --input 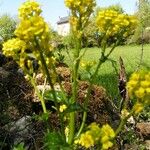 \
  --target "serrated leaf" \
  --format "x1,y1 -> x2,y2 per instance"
44,132 -> 71,150
44,90 -> 65,103
64,102 -> 87,113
